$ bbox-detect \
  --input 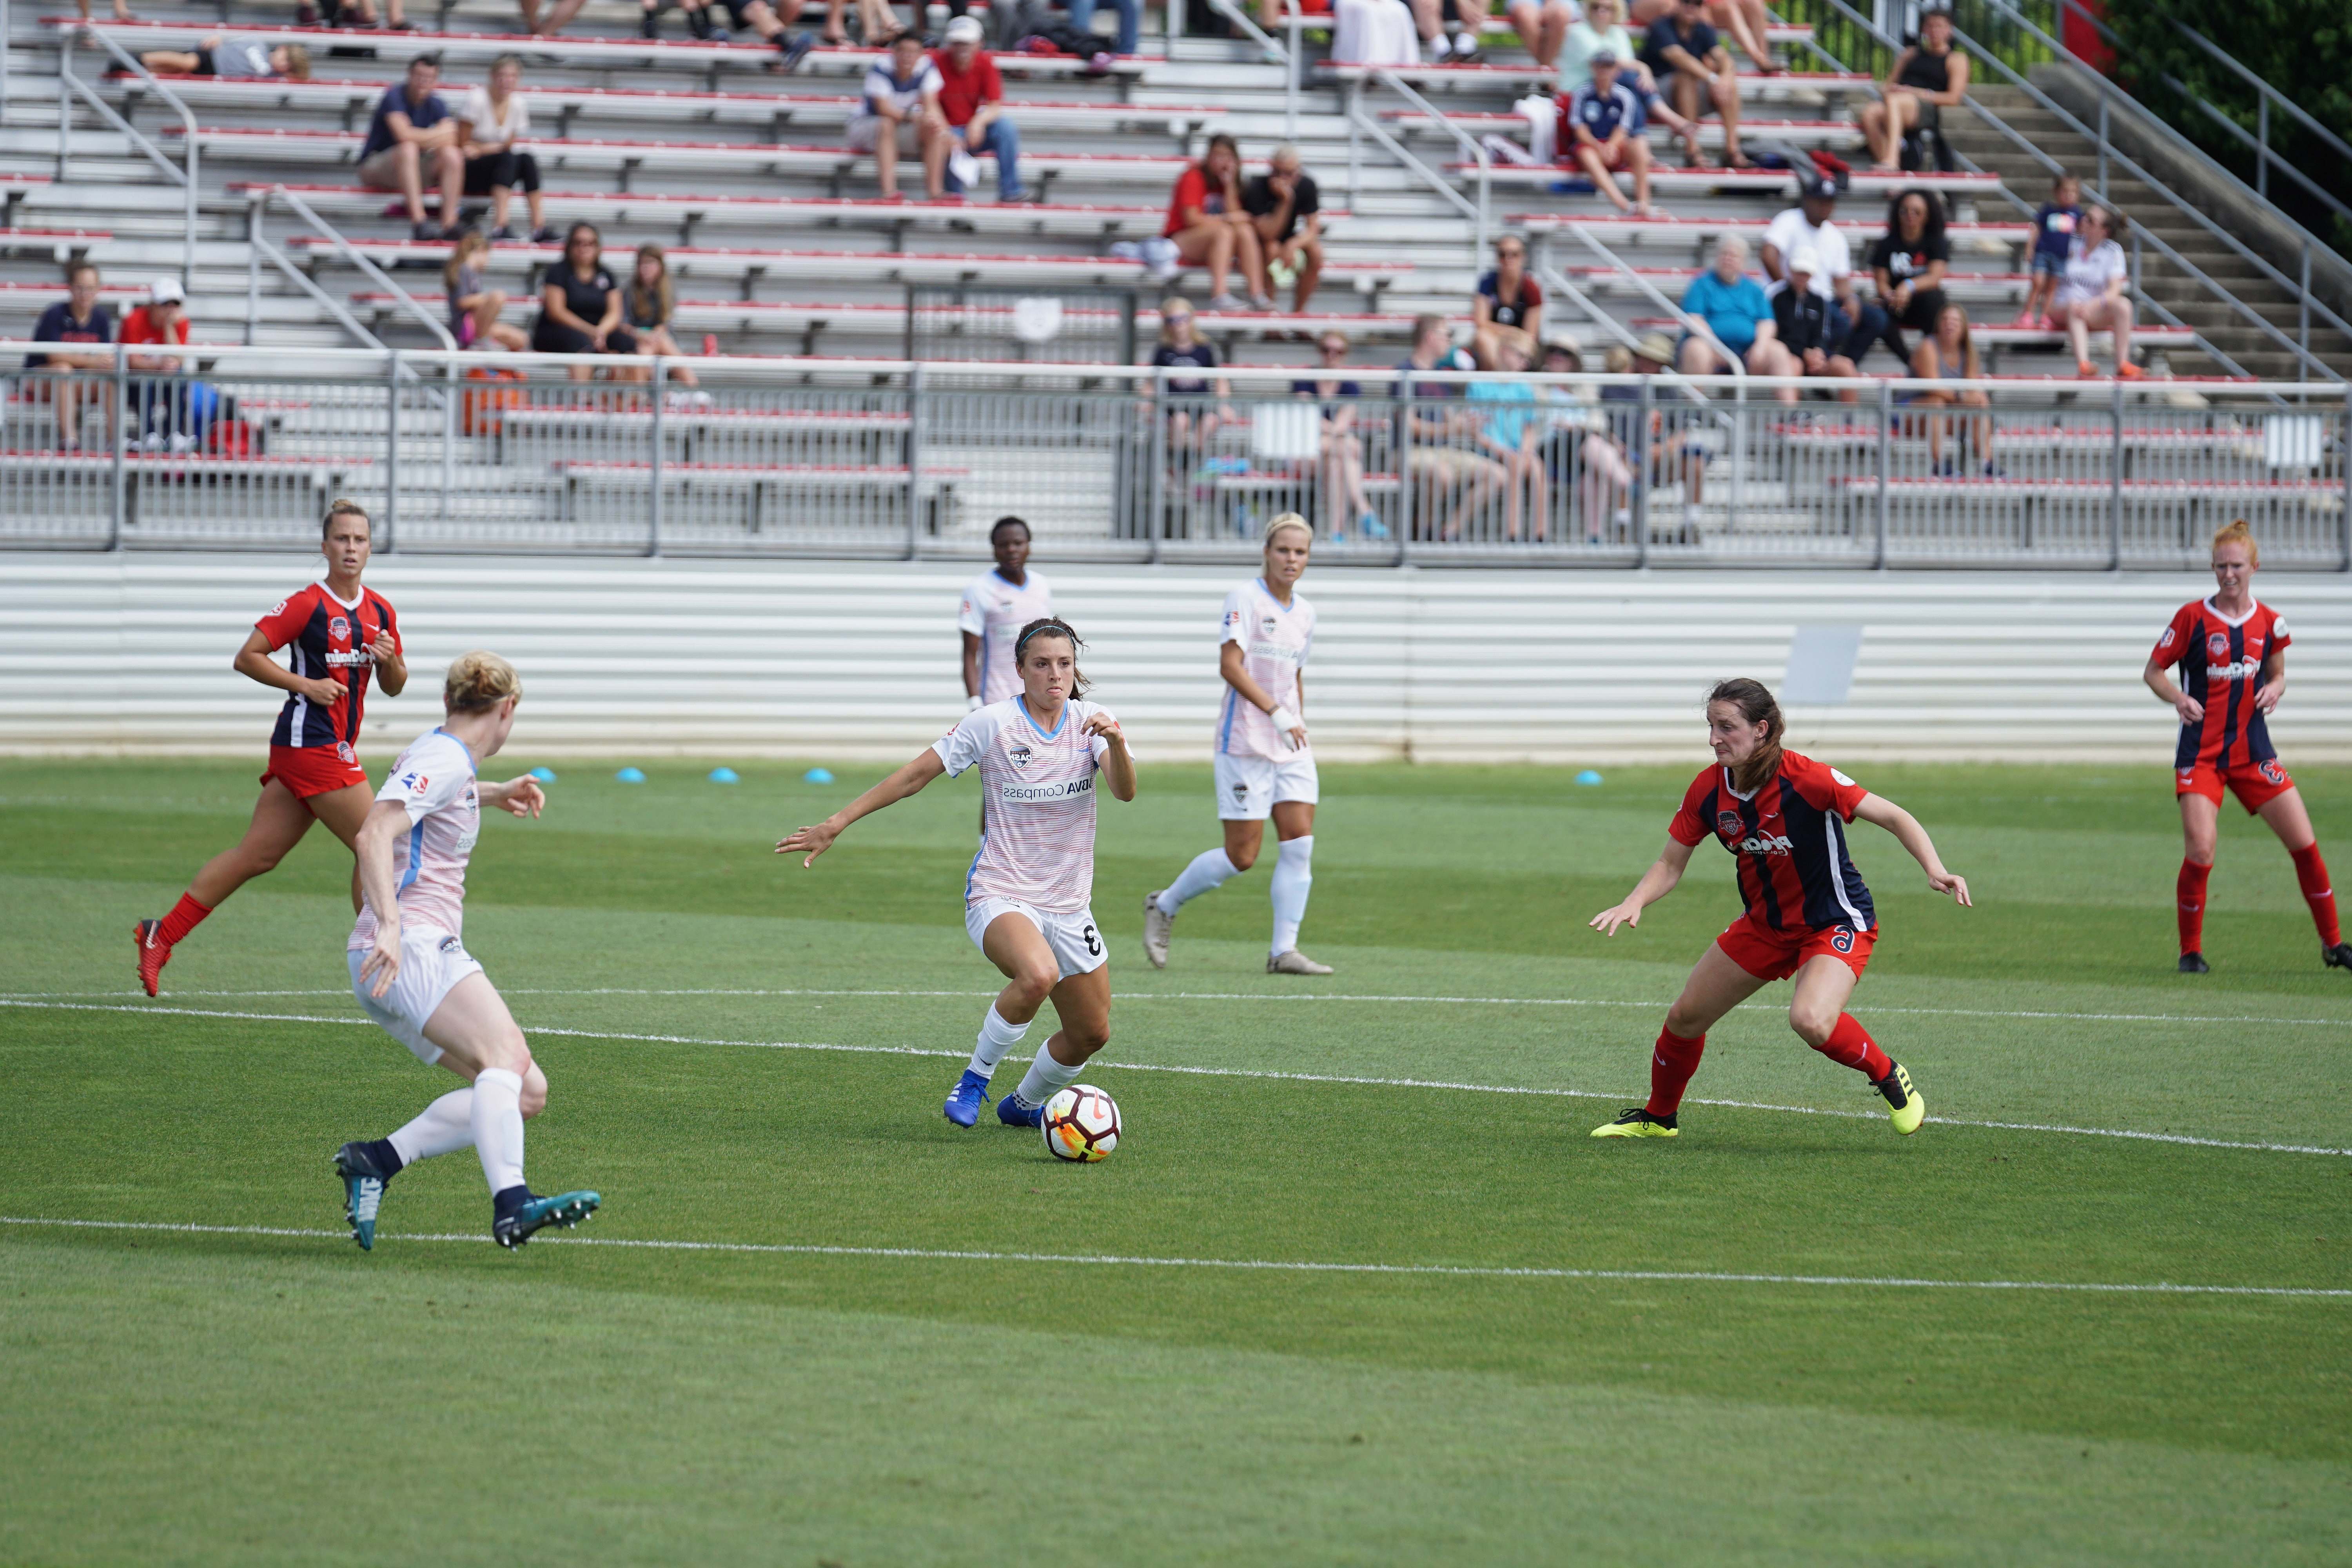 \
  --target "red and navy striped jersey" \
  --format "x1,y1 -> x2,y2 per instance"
254,582 -> 400,751
2152,597 -> 2288,771
1669,751 -> 1876,933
